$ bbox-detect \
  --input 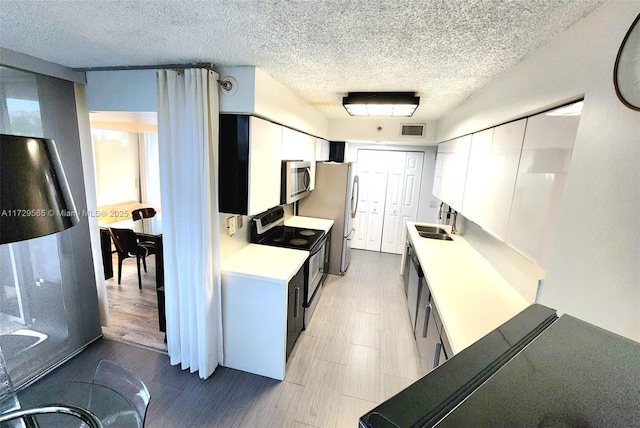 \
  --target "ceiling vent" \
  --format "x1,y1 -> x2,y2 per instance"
401,124 -> 425,137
